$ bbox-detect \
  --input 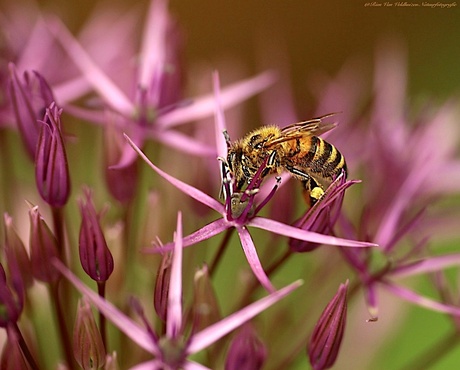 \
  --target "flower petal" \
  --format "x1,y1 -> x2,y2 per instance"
125,135 -> 223,212
145,219 -> 230,254
249,217 -> 377,248
188,280 -> 302,354
383,282 -> 460,316
156,71 -> 276,128
49,18 -> 134,116
390,254 -> 460,279
54,260 -> 159,355
167,212 -> 183,339
237,227 -> 276,293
